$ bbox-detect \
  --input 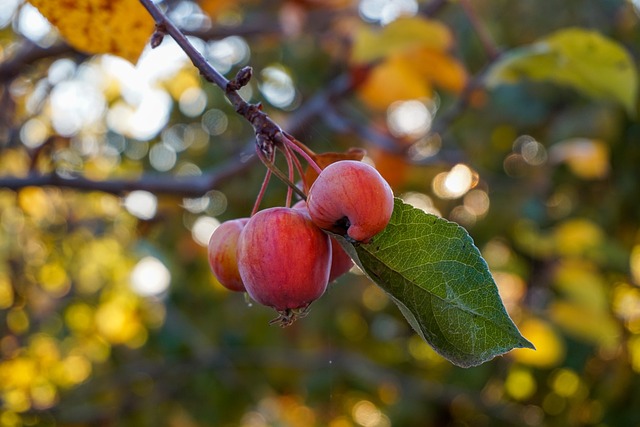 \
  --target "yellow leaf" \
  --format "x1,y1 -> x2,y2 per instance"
550,138 -> 610,179
552,217 -> 605,255
408,48 -> 468,93
549,301 -> 620,349
199,0 -> 237,16
27,0 -> 155,63
351,17 -> 453,64
553,259 -> 608,312
357,55 -> 432,110
504,367 -> 537,400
